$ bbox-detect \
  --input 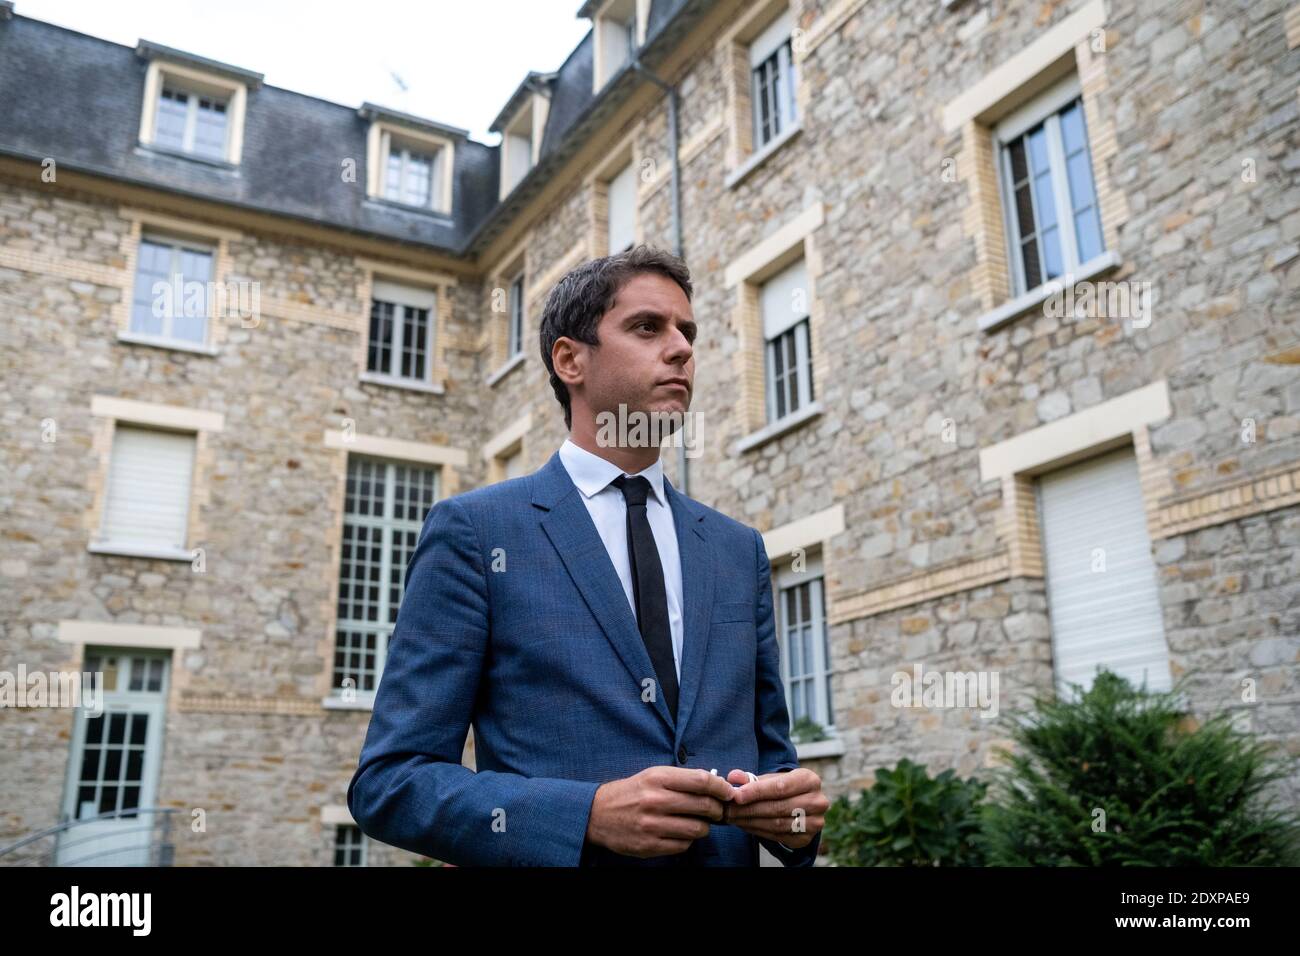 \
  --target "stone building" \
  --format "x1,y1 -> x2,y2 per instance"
1,0 -> 1297,865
